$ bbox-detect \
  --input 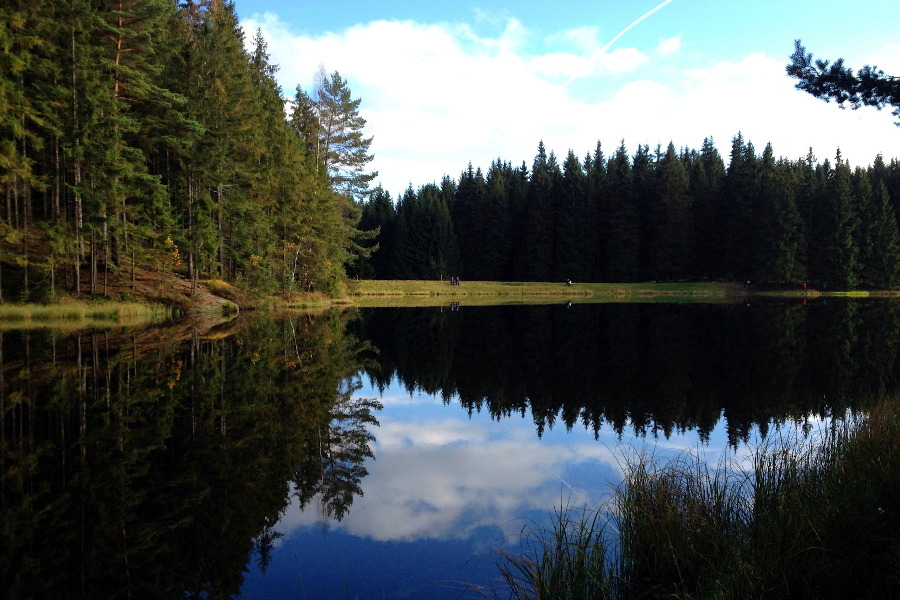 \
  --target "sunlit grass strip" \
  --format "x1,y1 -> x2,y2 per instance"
0,301 -> 172,329
346,280 -> 742,304
490,399 -> 899,599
